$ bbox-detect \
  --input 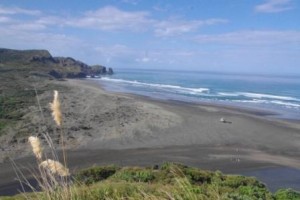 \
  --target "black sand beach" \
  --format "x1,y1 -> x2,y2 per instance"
1,79 -> 300,195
